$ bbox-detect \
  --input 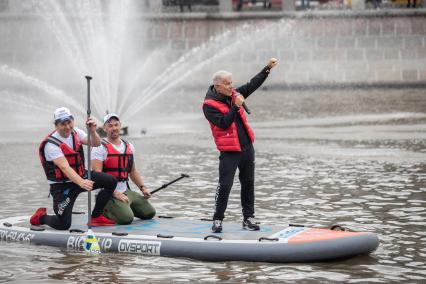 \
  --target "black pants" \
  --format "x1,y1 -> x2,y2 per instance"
40,171 -> 117,230
213,144 -> 255,221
